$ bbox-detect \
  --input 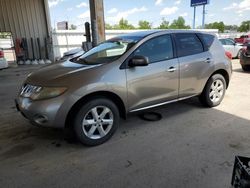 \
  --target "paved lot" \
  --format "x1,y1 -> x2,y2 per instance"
0,61 -> 250,188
